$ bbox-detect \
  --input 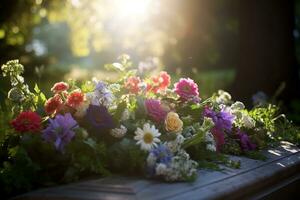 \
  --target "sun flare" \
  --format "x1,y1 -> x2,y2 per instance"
116,0 -> 152,18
